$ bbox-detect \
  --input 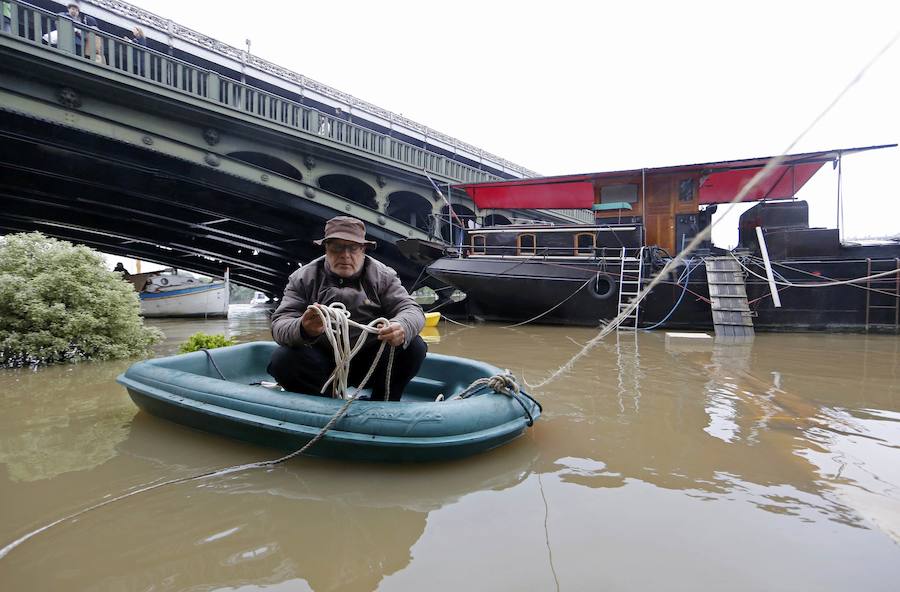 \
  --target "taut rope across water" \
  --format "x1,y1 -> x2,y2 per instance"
528,30 -> 900,390
1,303 -> 534,560
1,303 -> 394,560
